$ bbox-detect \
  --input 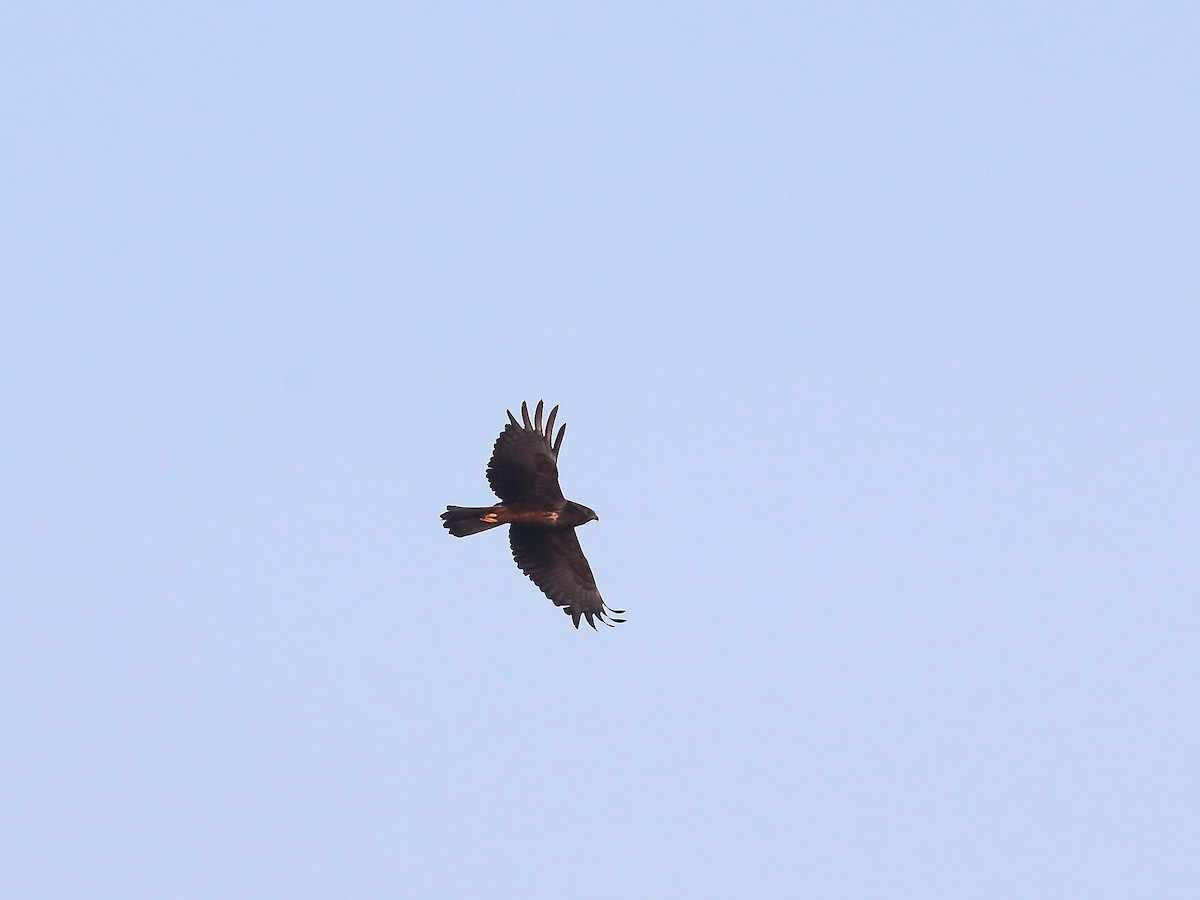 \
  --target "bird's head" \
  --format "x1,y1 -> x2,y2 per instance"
564,501 -> 599,527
